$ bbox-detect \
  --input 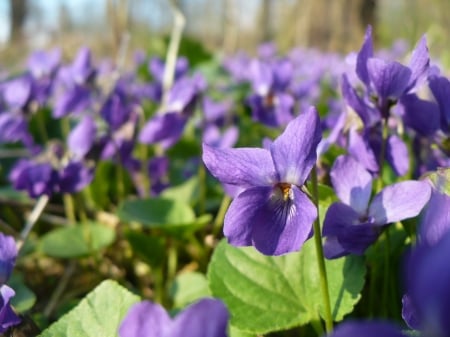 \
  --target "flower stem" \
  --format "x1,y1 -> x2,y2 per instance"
310,166 -> 333,333
17,194 -> 49,251
212,194 -> 231,237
